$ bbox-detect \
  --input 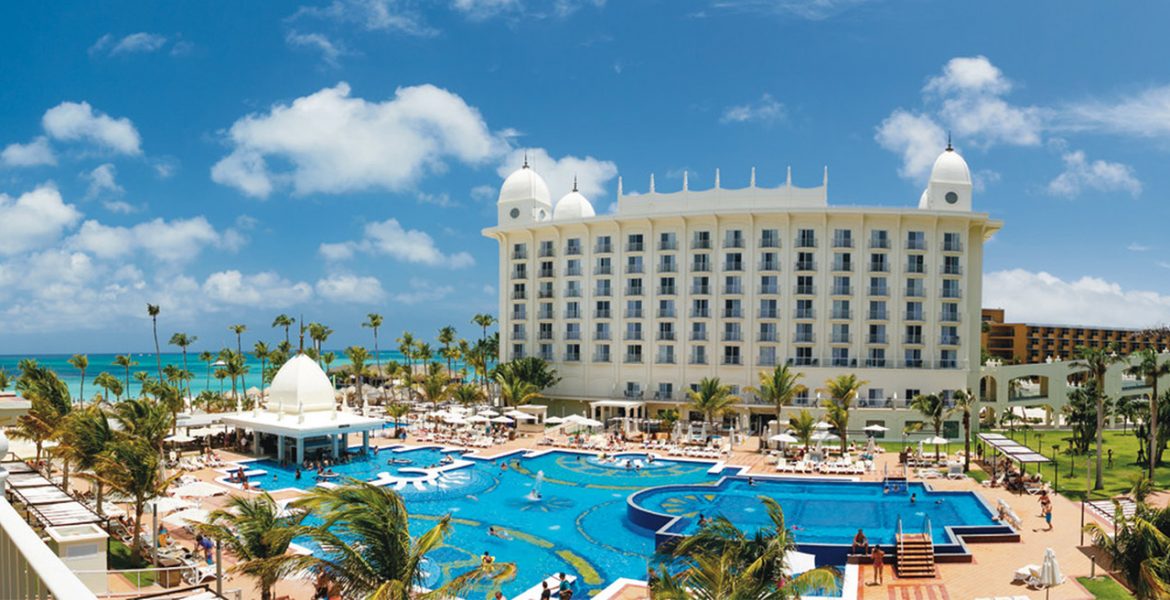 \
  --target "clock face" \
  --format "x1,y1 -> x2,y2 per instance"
510,208 -> 520,219
945,191 -> 959,204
